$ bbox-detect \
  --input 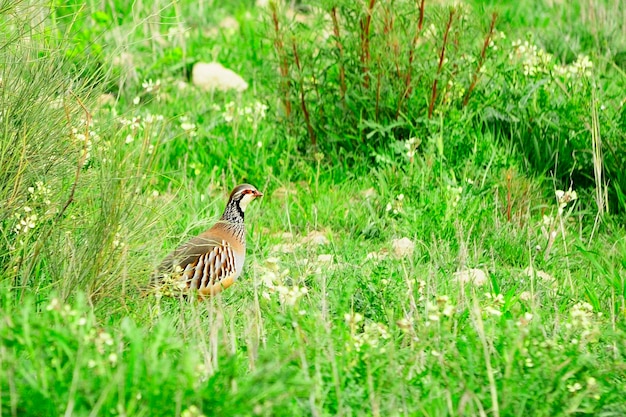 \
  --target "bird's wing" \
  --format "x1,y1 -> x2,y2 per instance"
156,235 -> 222,274
183,241 -> 238,295
156,235 -> 238,296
